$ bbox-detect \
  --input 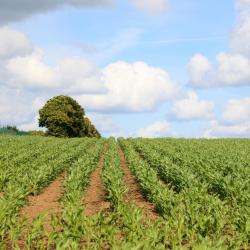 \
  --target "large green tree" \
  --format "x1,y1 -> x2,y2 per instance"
83,117 -> 101,138
39,95 -> 85,137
